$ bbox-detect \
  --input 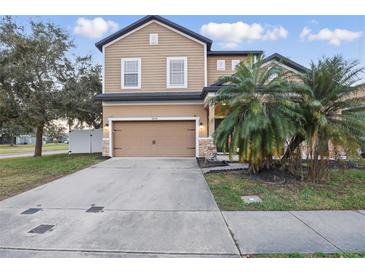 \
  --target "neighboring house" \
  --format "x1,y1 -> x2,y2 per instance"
96,15 -> 306,158
354,83 -> 365,98
16,135 -> 36,145
15,135 -> 55,145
